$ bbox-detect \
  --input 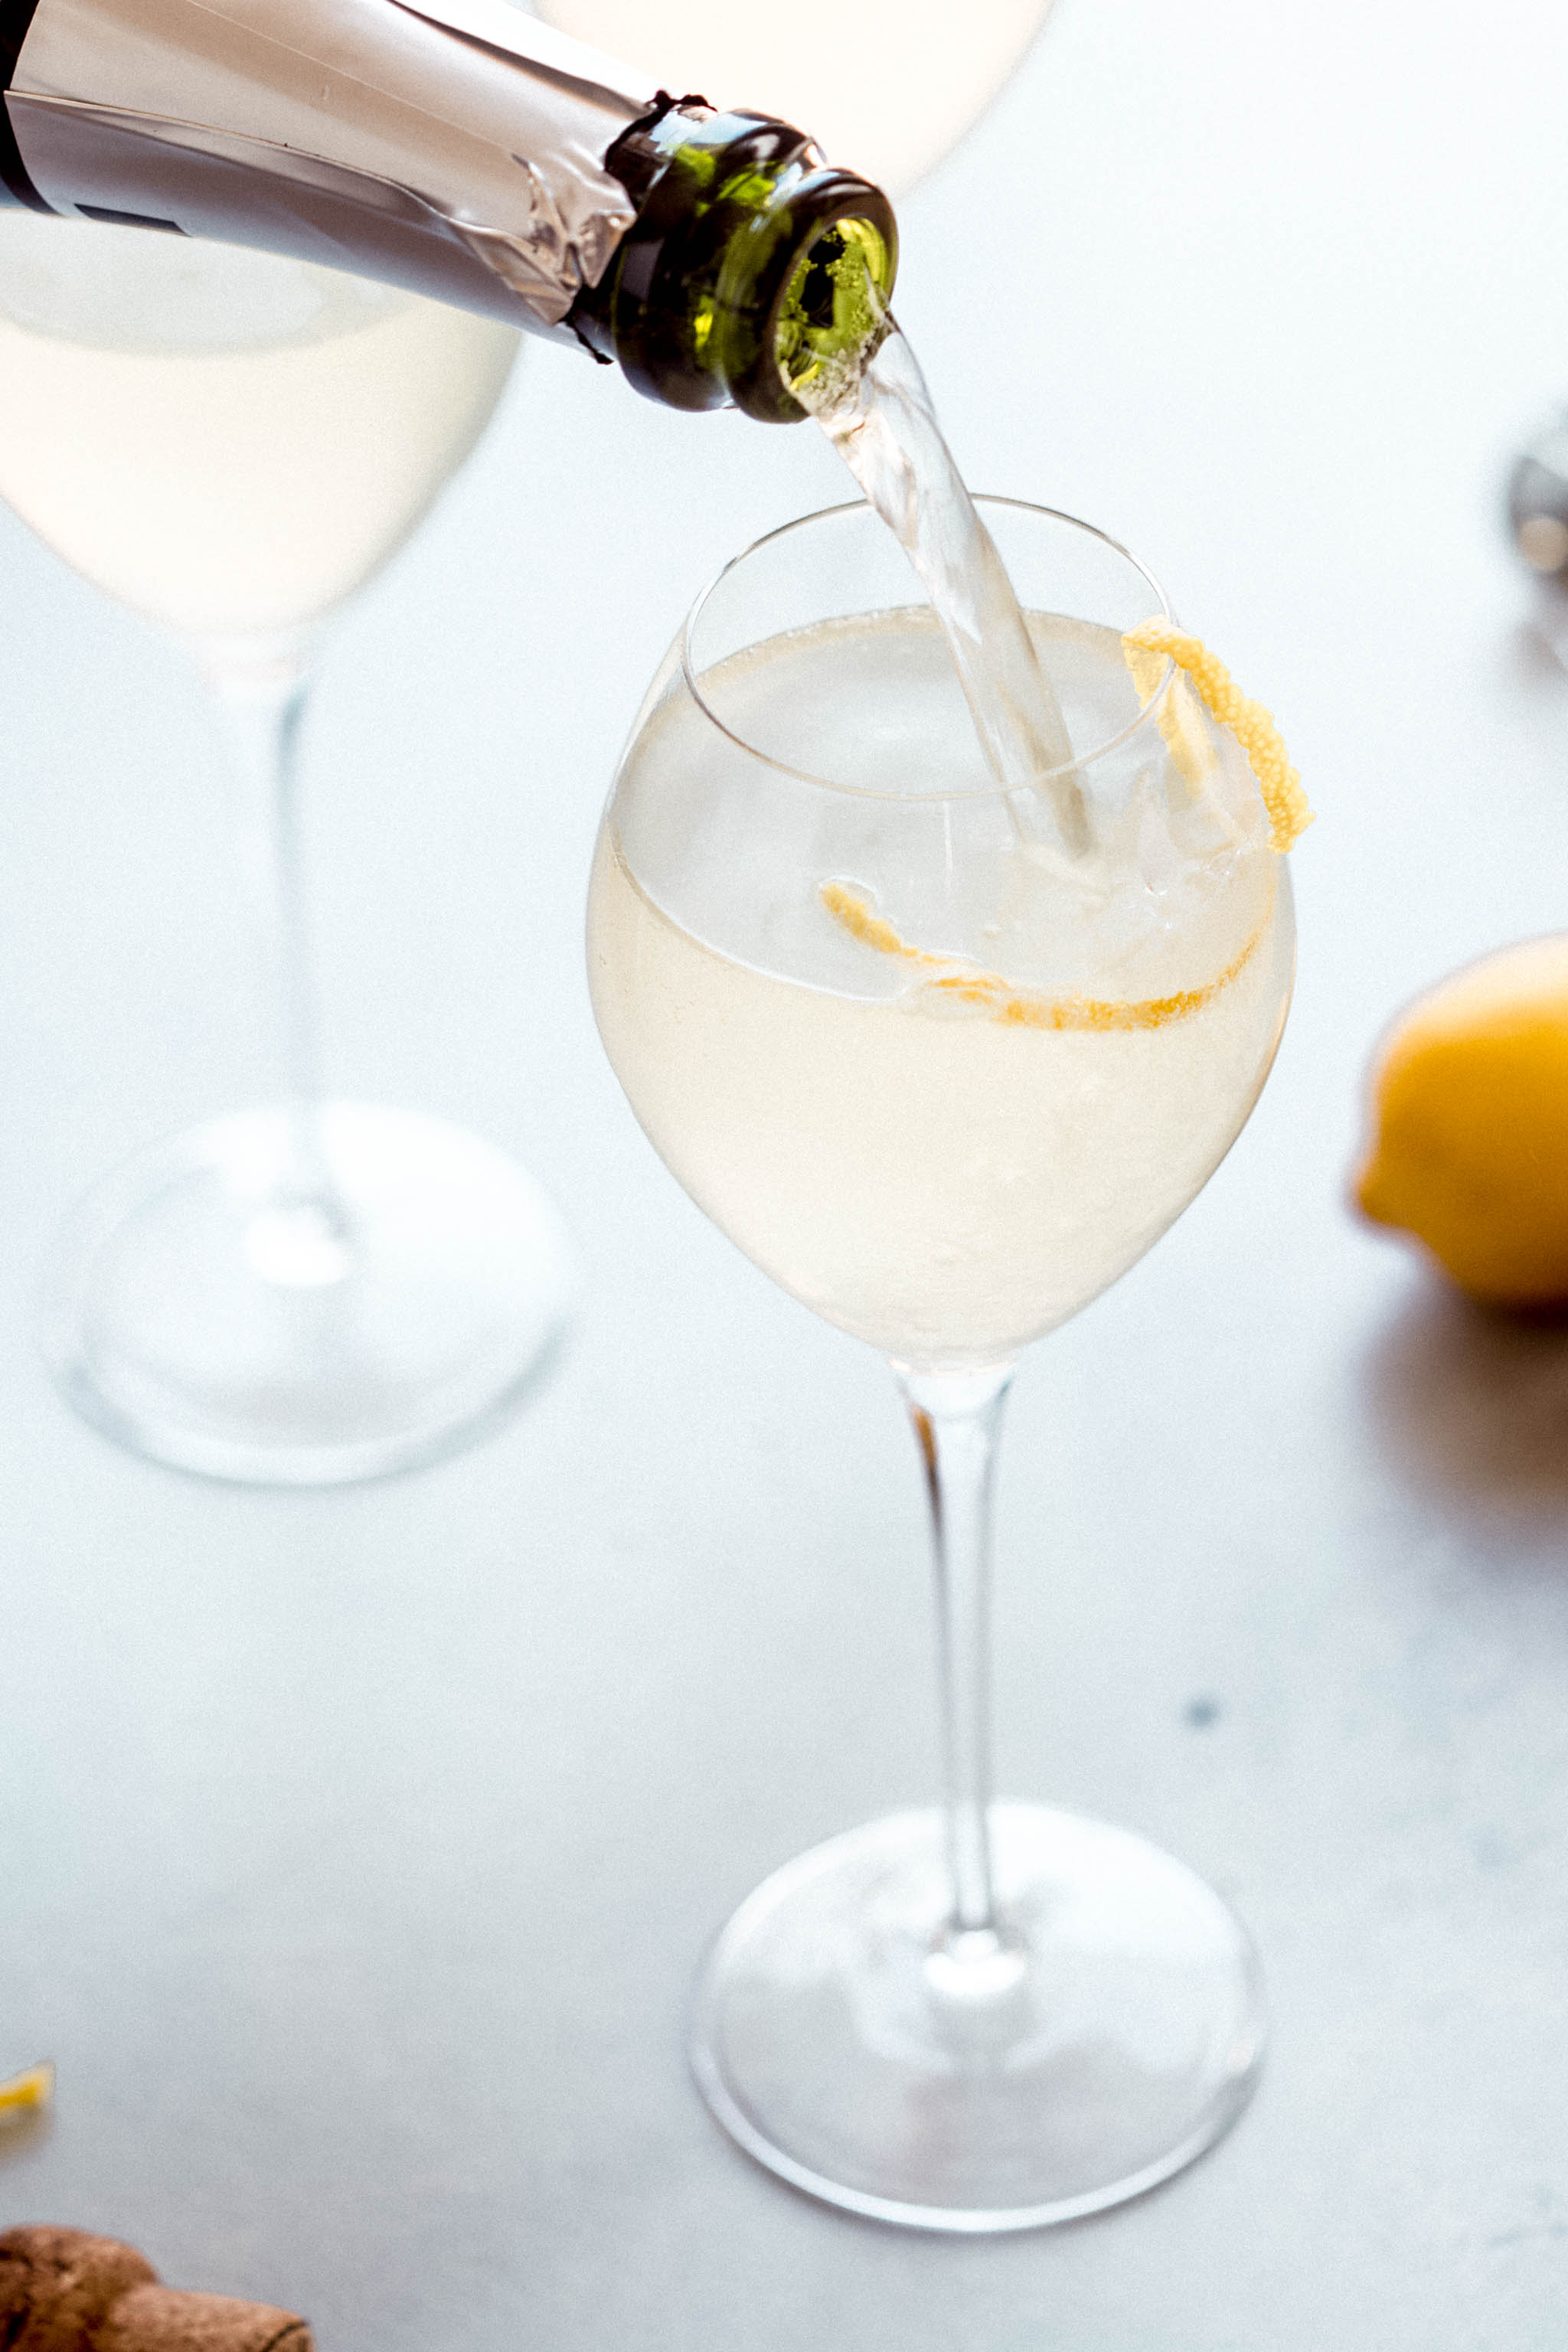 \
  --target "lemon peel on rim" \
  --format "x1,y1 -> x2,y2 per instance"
820,881 -> 1266,1032
0,2060 -> 54,2119
1121,640 -> 1214,792
1122,621 -> 1313,852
